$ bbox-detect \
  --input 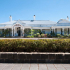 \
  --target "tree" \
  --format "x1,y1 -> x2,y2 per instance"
3,29 -> 11,37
